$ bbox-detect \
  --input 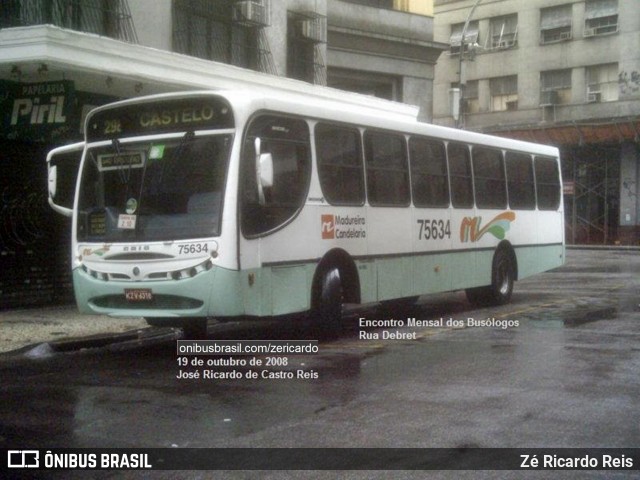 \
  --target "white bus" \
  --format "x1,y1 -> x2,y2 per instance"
47,90 -> 564,338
